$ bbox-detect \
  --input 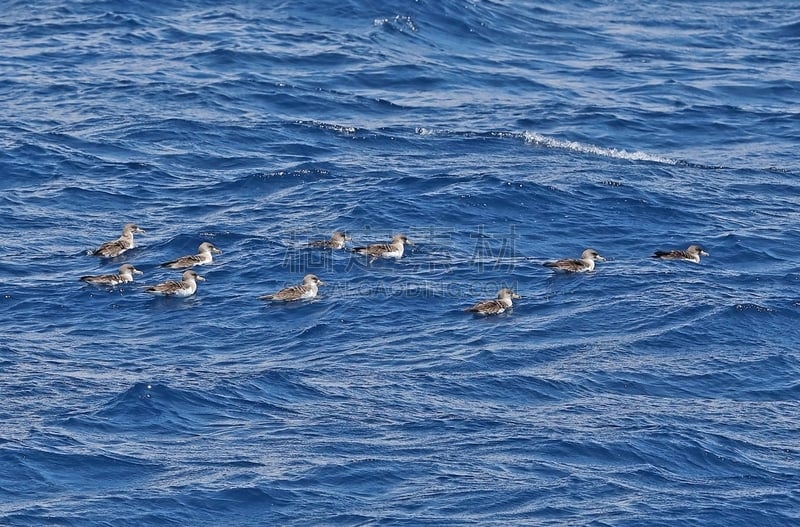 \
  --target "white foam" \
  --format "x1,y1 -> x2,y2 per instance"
373,15 -> 417,32
415,127 -> 439,136
523,131 -> 678,165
